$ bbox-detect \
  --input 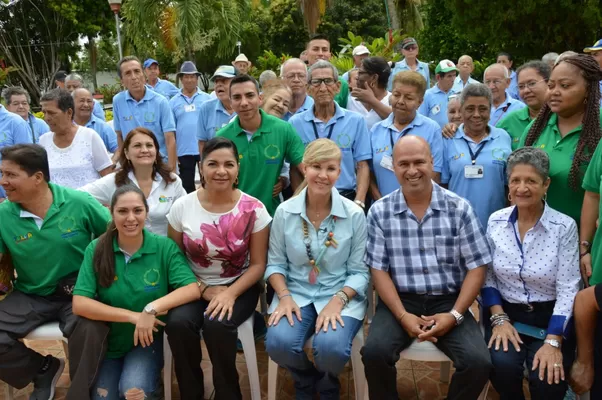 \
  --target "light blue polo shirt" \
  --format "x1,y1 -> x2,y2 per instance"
26,114 -> 49,143
85,115 -> 118,153
491,94 -> 526,126
196,98 -> 235,142
418,84 -> 459,128
599,81 -> 602,108
0,105 -> 33,198
146,78 -> 180,100
283,95 -> 314,122
112,88 -> 176,159
169,89 -> 211,156
388,59 -> 430,91
289,103 -> 371,190
441,124 -> 512,228
451,76 -> 479,94
93,100 -> 105,121
508,70 -> 519,100
371,113 -> 443,196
